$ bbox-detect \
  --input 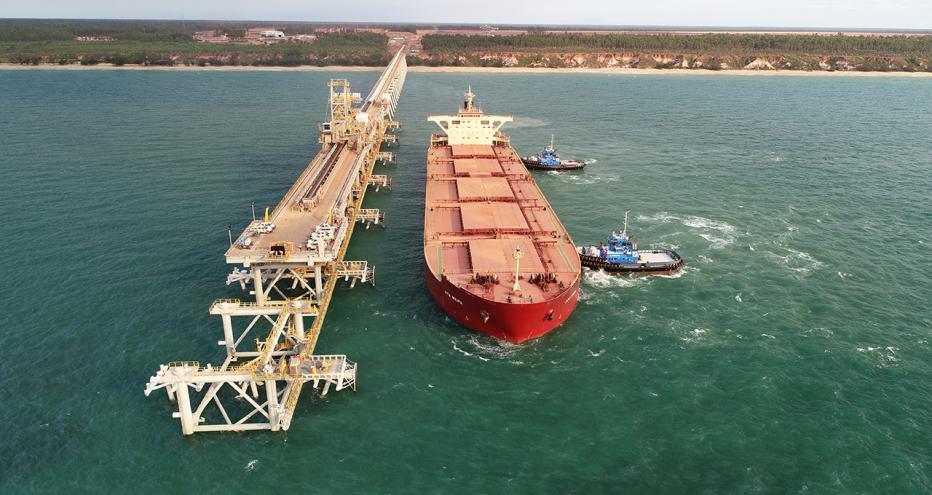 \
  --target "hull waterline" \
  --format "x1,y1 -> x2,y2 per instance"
425,267 -> 580,342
